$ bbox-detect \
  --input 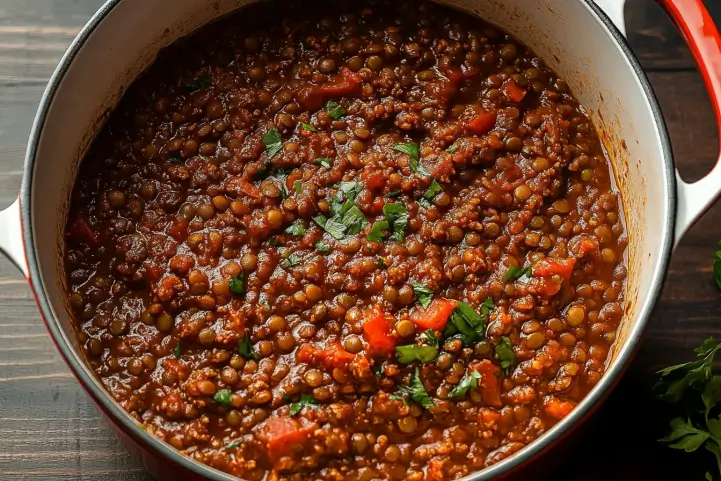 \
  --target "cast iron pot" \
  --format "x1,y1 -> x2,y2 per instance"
0,0 -> 720,479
